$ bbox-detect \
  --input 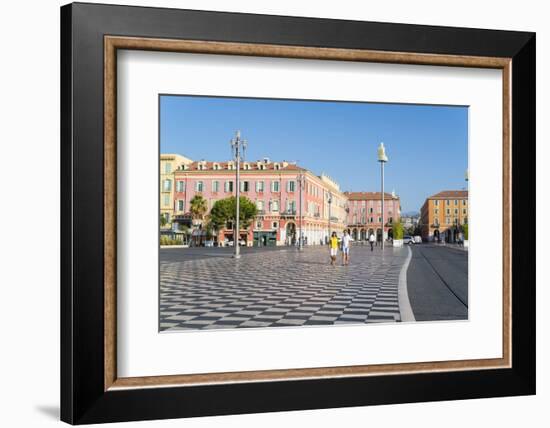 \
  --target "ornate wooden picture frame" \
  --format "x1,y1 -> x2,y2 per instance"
61,2 -> 535,424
